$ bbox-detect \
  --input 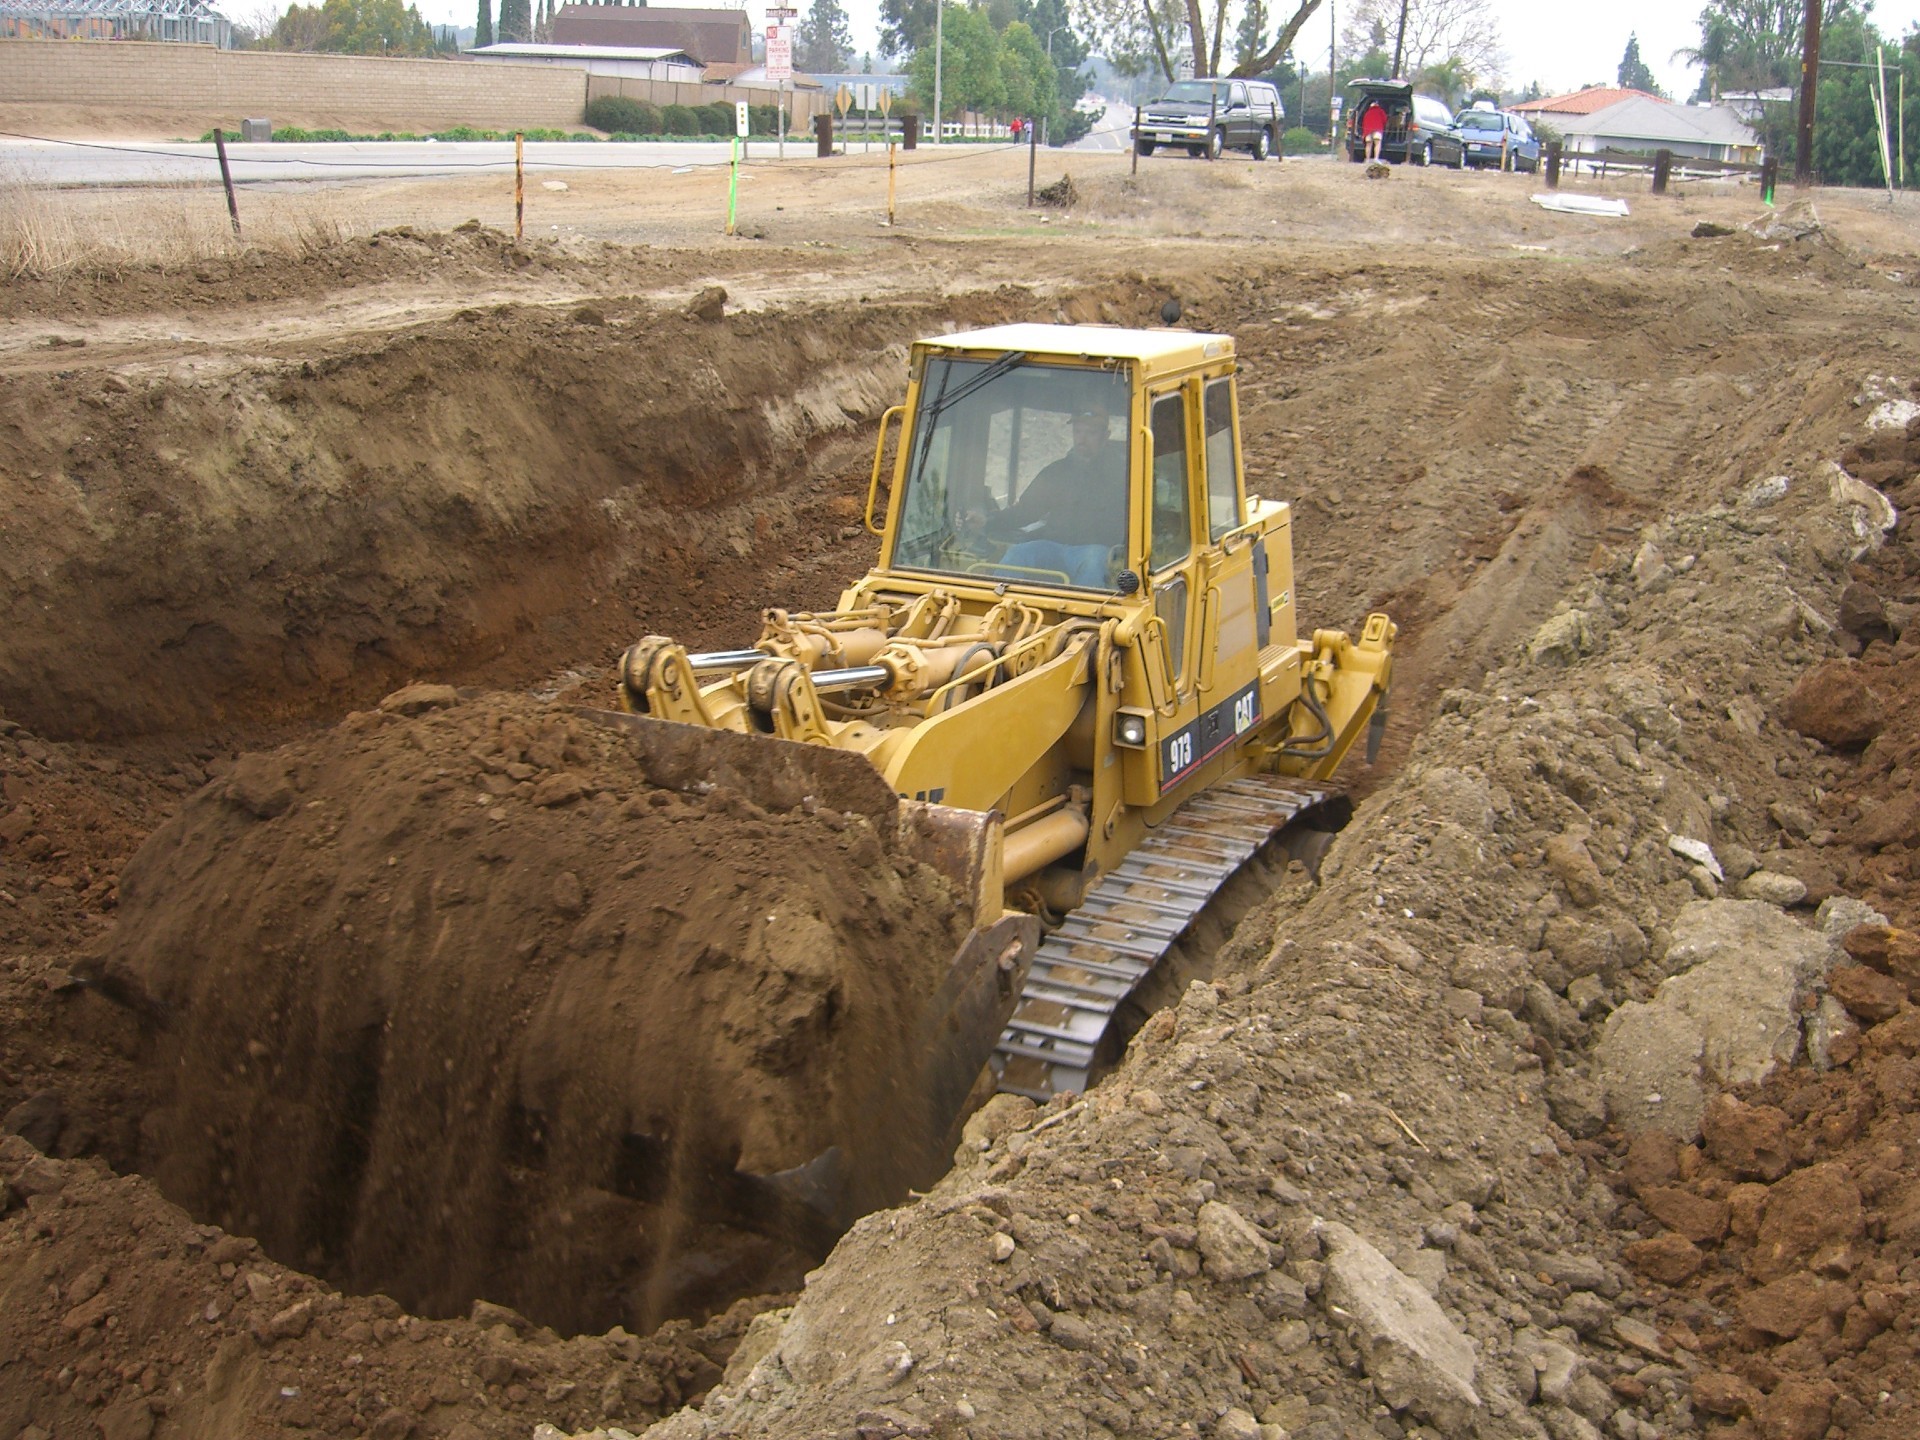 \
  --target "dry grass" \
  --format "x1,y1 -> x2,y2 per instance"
1,169 -> 373,280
